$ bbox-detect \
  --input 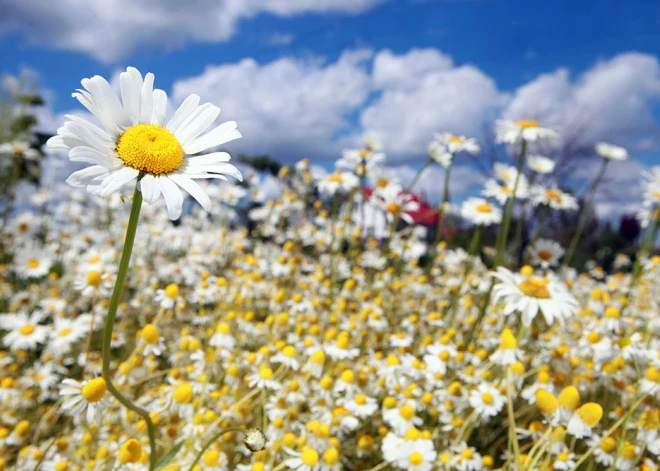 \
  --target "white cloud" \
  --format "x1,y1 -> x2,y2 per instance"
502,53 -> 660,149
171,50 -> 373,159
353,49 -> 509,159
0,0 -> 385,62
267,32 -> 295,46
